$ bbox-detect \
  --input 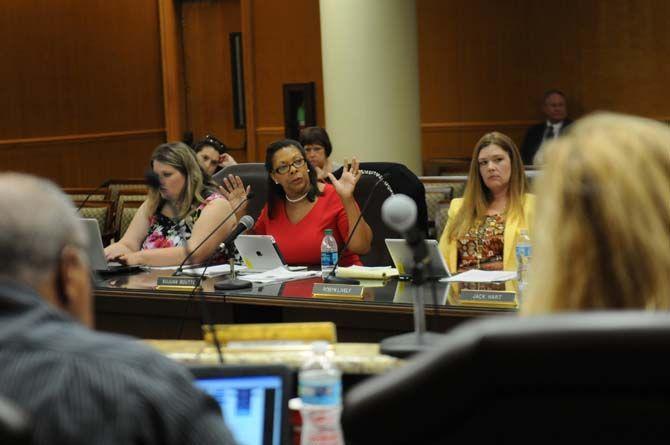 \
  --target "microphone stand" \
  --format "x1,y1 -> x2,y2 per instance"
213,244 -> 252,290
173,193 -> 253,276
324,173 -> 391,285
379,240 -> 445,358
